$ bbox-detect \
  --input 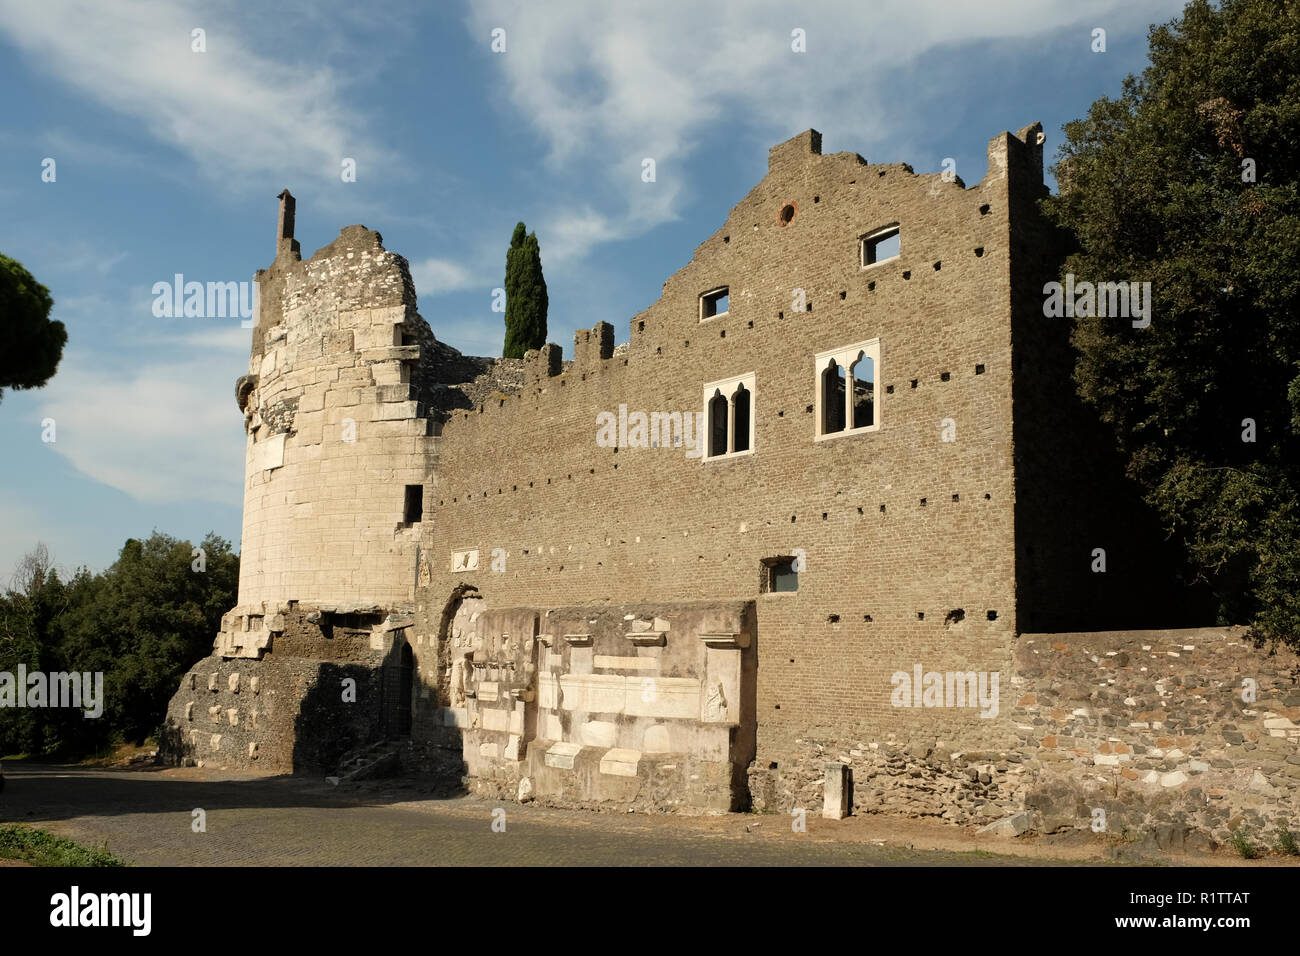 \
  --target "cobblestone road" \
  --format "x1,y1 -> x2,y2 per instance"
0,763 -> 1073,866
